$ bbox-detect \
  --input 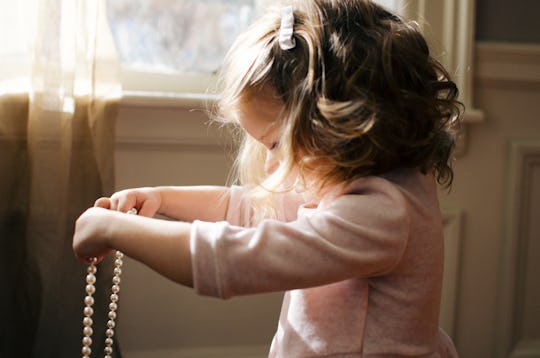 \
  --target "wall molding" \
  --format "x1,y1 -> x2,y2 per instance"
496,140 -> 540,358
115,134 -> 232,152
120,91 -> 217,110
440,207 -> 463,339
123,344 -> 268,358
475,42 -> 540,90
